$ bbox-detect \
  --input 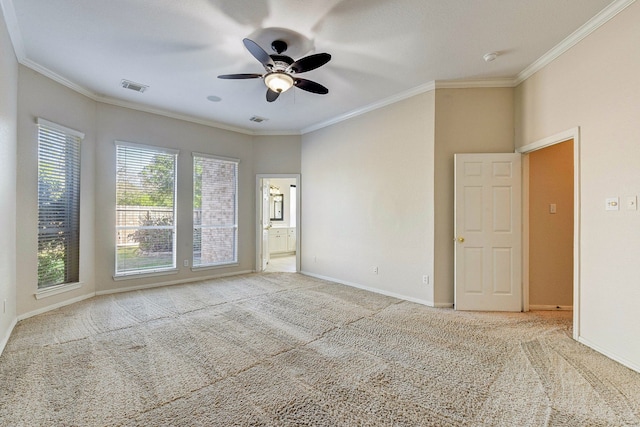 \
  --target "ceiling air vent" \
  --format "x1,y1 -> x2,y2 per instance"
120,79 -> 148,93
249,116 -> 268,123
